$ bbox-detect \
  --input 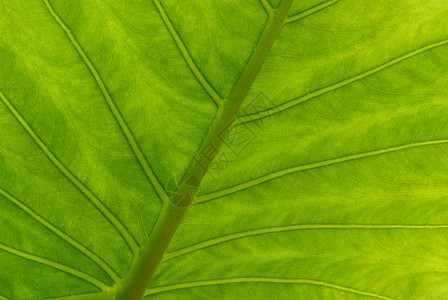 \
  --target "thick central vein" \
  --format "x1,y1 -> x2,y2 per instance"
116,1 -> 293,299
